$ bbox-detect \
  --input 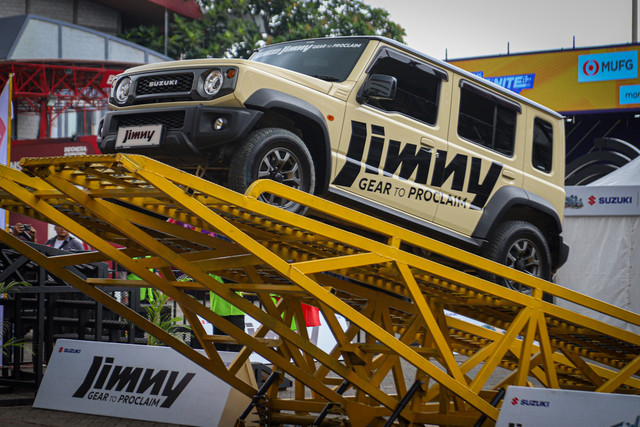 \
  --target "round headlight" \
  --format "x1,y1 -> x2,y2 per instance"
203,70 -> 224,96
115,77 -> 132,103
